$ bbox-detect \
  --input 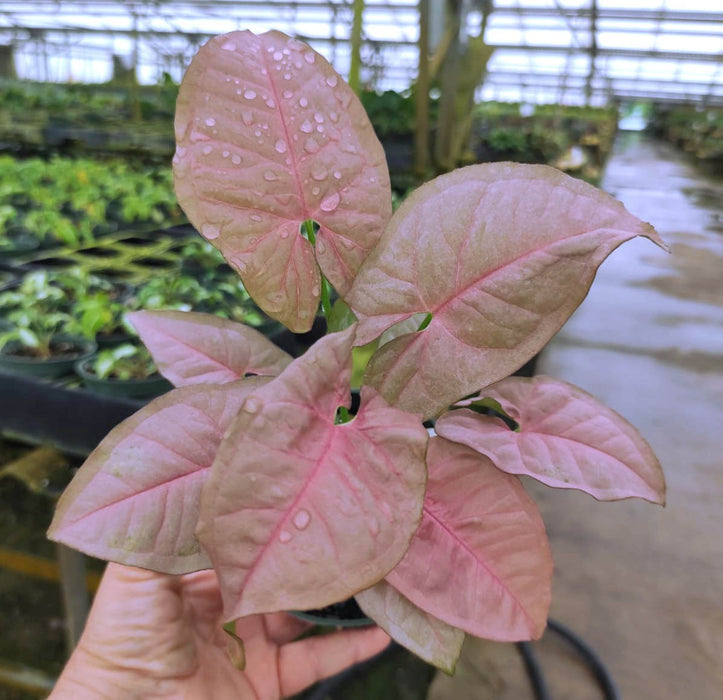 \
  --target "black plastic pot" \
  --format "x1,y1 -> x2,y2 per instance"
74,357 -> 172,399
0,335 -> 97,379
291,598 -> 373,628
